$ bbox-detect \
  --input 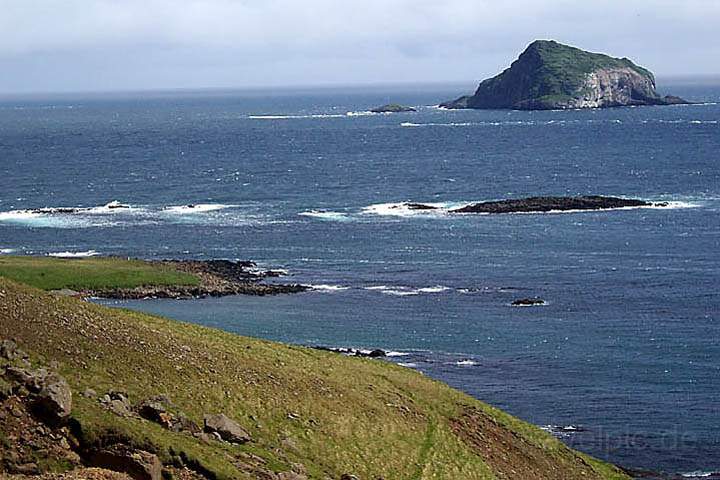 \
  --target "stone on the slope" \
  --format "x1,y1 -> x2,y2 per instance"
88,447 -> 162,480
203,413 -> 252,444
34,373 -> 73,422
